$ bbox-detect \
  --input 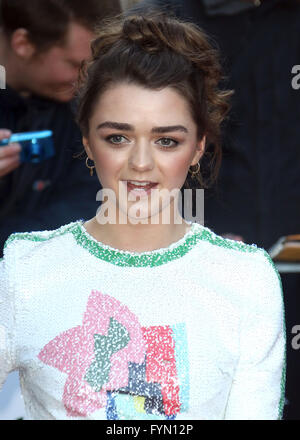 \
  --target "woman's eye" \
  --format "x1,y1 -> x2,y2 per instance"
106,135 -> 127,145
157,138 -> 179,148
